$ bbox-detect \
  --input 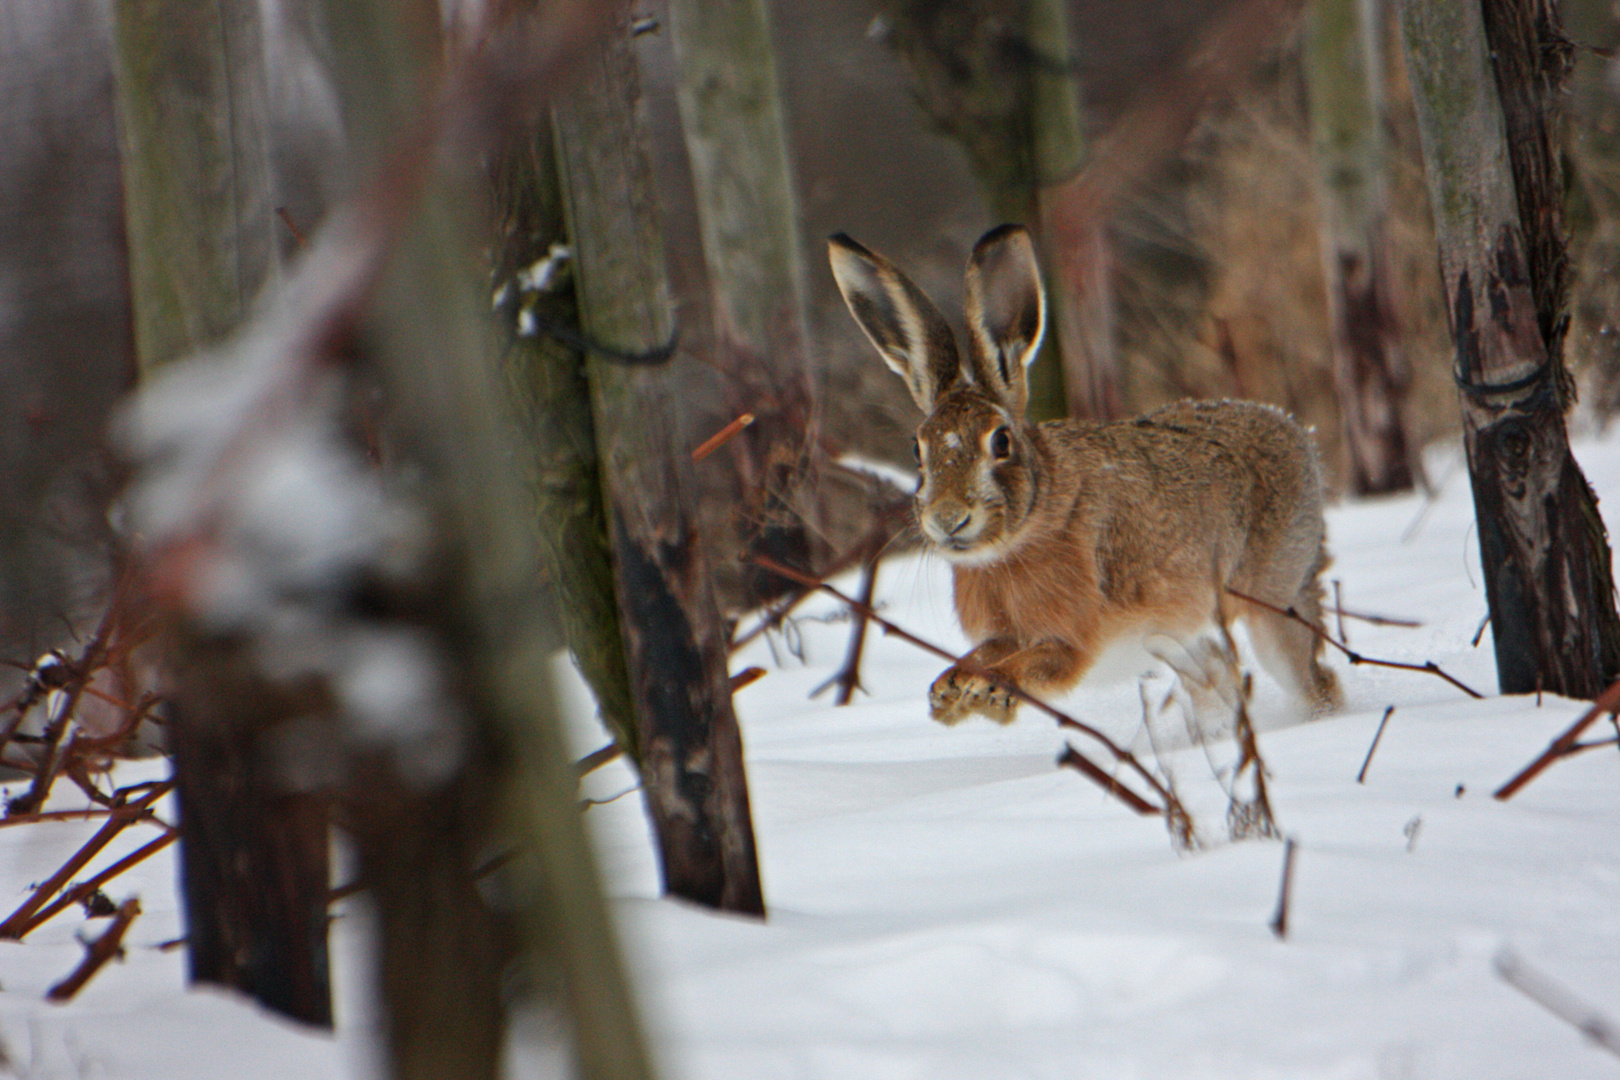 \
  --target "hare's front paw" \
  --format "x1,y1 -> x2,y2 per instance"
929,665 -> 1017,725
